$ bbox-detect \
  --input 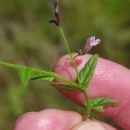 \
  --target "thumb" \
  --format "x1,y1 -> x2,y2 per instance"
72,119 -> 117,130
